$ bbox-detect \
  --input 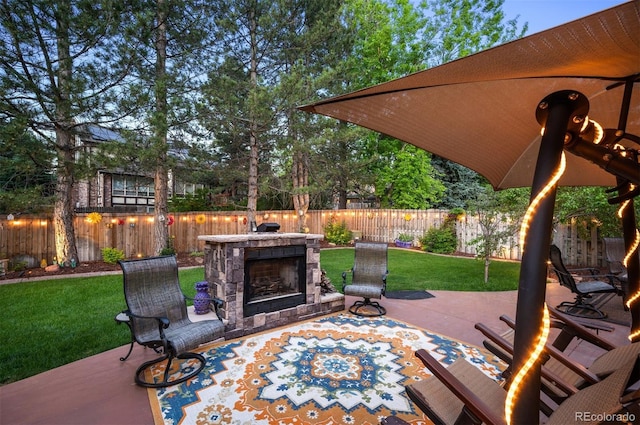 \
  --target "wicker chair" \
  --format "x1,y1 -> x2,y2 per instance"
119,255 -> 225,388
549,244 -> 620,319
342,242 -> 389,316
406,348 -> 639,425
